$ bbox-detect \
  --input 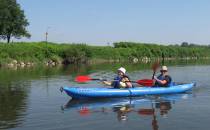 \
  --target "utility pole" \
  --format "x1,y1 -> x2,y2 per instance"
45,27 -> 50,58
45,32 -> 48,43
45,27 -> 50,43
